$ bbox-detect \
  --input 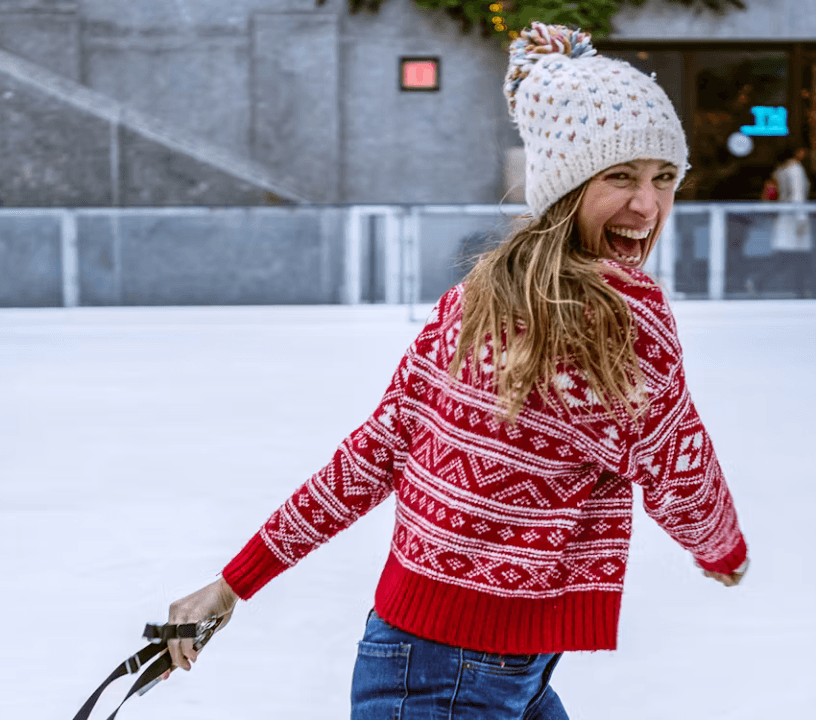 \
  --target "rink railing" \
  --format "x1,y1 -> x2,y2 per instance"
659,201 -> 815,300
347,201 -> 816,308
1,202 -> 814,307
